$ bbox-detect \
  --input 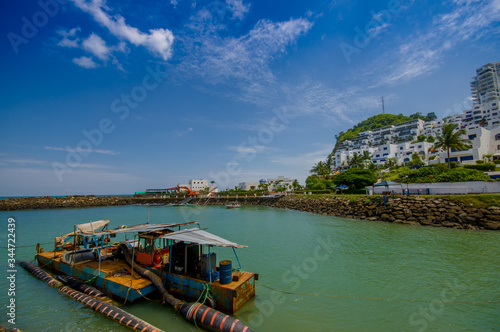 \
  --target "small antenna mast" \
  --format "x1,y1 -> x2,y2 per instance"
381,96 -> 385,114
